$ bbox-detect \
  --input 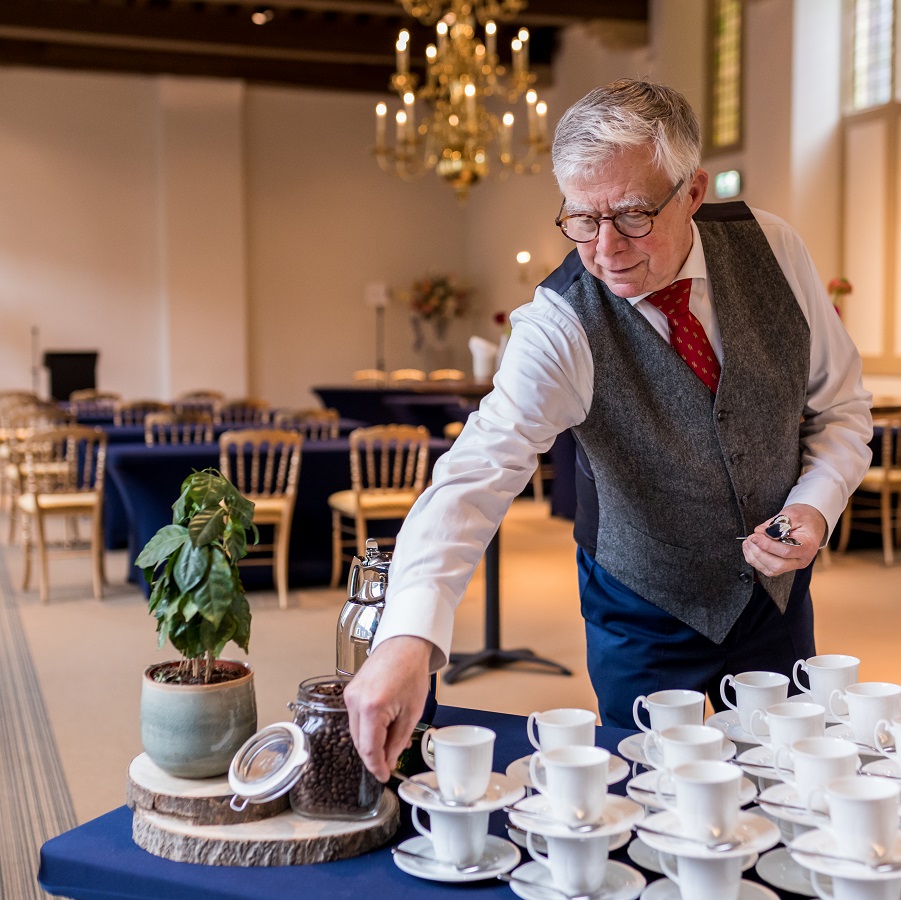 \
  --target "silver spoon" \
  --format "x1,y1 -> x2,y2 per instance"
634,822 -> 744,852
497,872 -> 600,900
502,805 -> 605,833
786,844 -> 901,873
391,770 -> 472,808
391,845 -> 482,873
